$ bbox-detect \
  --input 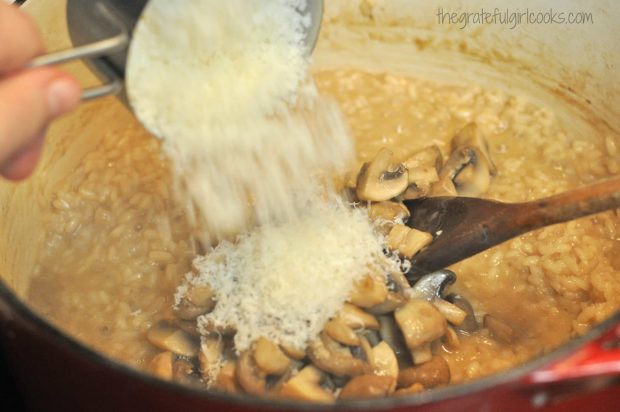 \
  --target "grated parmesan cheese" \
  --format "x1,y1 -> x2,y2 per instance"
126,0 -> 353,241
177,195 -> 402,352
